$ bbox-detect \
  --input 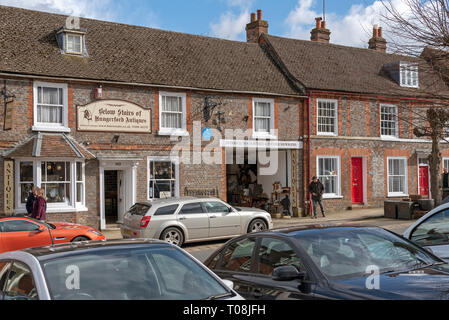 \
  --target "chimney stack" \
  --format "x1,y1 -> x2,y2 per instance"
310,17 -> 331,43
369,25 -> 387,52
246,9 -> 269,43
